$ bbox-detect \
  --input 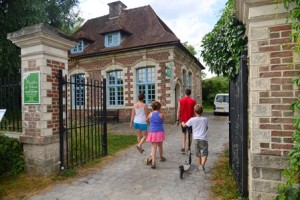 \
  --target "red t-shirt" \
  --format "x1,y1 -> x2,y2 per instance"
179,96 -> 196,123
